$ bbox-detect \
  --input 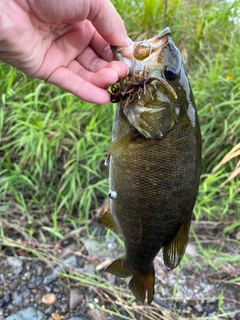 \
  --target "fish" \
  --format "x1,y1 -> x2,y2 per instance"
99,27 -> 202,304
